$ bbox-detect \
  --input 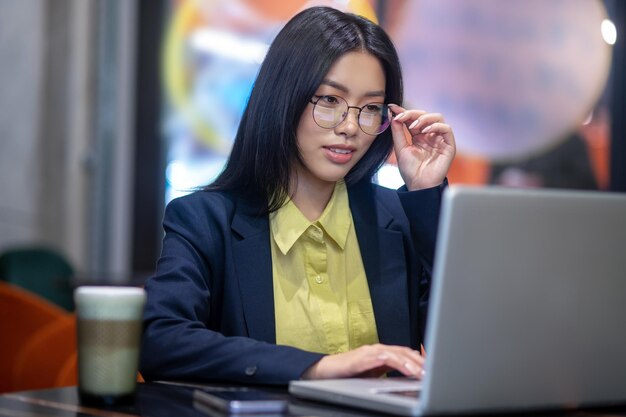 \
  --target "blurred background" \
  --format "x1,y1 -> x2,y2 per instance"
0,0 -> 624,291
